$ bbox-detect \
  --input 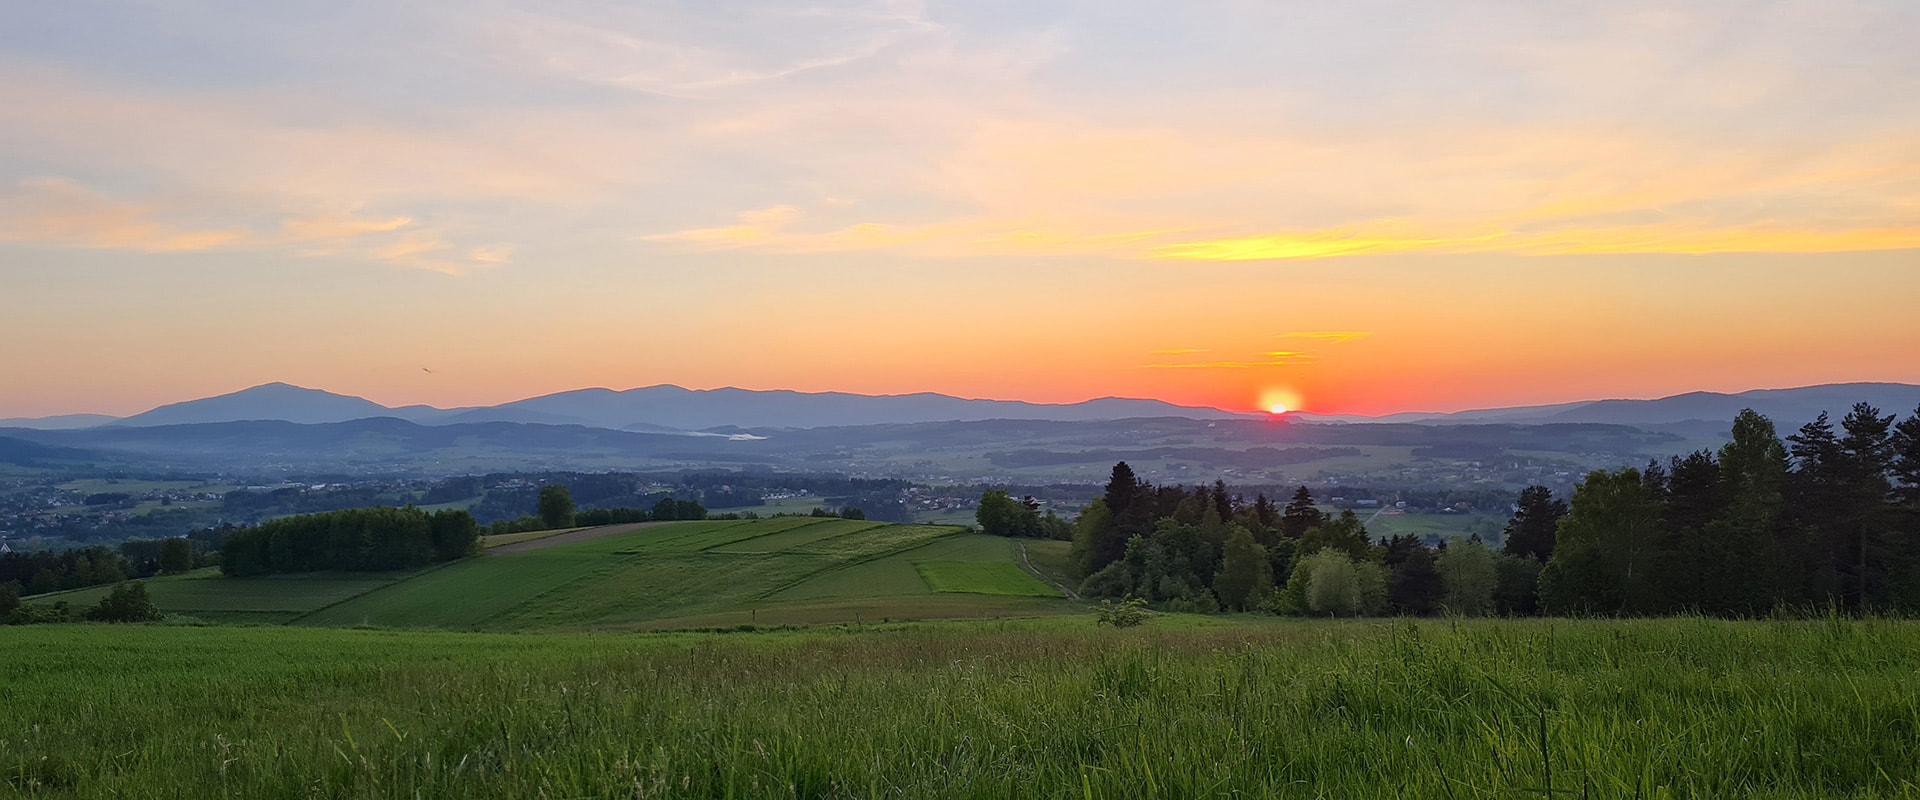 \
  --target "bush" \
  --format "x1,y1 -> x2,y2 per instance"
0,581 -> 18,621
87,582 -> 161,623
1093,596 -> 1149,627
1078,561 -> 1133,598
1164,594 -> 1220,614
1288,550 -> 1388,617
